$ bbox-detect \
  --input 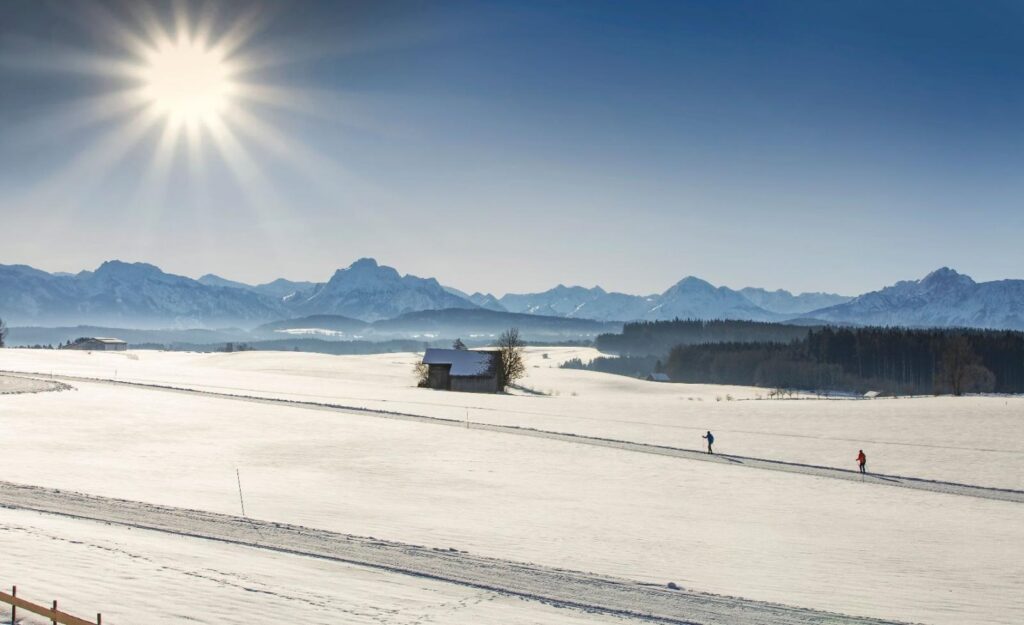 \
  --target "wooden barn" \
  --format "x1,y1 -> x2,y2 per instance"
421,348 -> 504,393
61,337 -> 128,351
